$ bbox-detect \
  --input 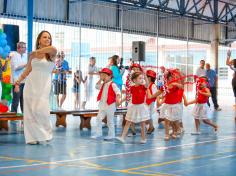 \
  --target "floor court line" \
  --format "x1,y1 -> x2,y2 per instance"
210,154 -> 236,161
122,149 -> 236,172
138,169 -> 180,176
0,136 -> 235,170
168,156 -> 236,174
